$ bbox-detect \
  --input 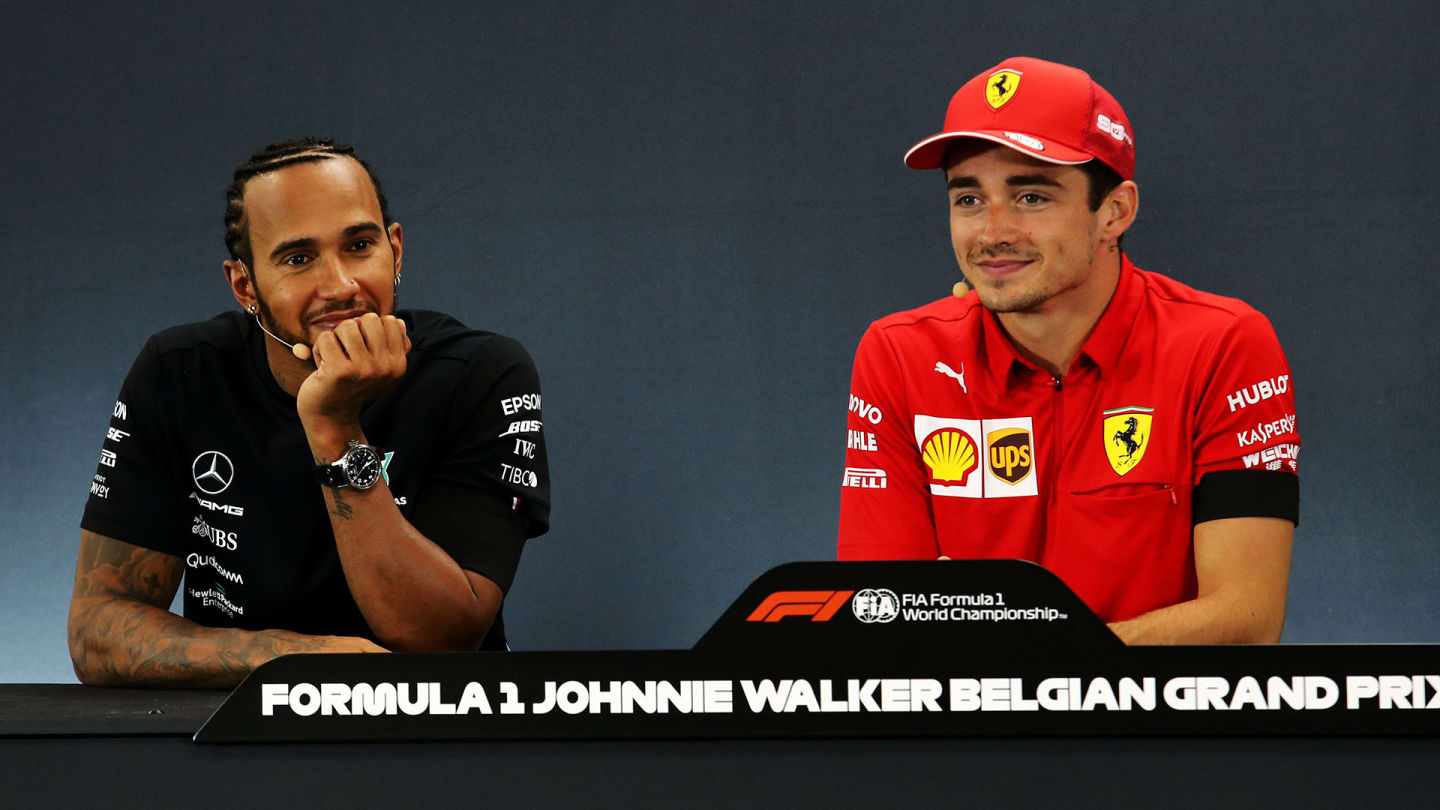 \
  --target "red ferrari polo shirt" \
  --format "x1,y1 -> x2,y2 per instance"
837,256 -> 1299,623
